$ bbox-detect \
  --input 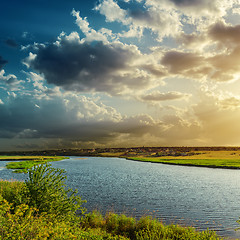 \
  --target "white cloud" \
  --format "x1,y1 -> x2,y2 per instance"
23,52 -> 37,68
232,7 -> 240,15
94,0 -> 129,24
0,70 -> 24,91
0,70 -> 17,82
3,0 -> 240,150
26,32 -> 164,96
72,9 -> 115,43
95,0 -> 182,41
129,6 -> 181,41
